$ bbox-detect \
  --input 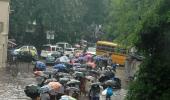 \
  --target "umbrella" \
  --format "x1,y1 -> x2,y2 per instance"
36,61 -> 46,69
53,64 -> 66,69
99,75 -> 110,83
80,64 -> 88,68
44,78 -> 57,84
103,71 -> 115,78
54,72 -> 70,79
40,85 -> 52,93
104,80 -> 117,86
93,56 -> 103,61
72,63 -> 81,66
60,95 -> 76,100
85,54 -> 92,59
34,71 -> 49,78
59,78 -> 70,84
34,71 -> 43,76
89,70 -> 99,75
78,56 -> 86,61
67,79 -> 80,85
48,82 -> 62,91
58,56 -> 70,63
75,68 -> 86,72
85,76 -> 95,80
86,62 -> 96,68
73,71 -> 84,77
66,87 -> 80,92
